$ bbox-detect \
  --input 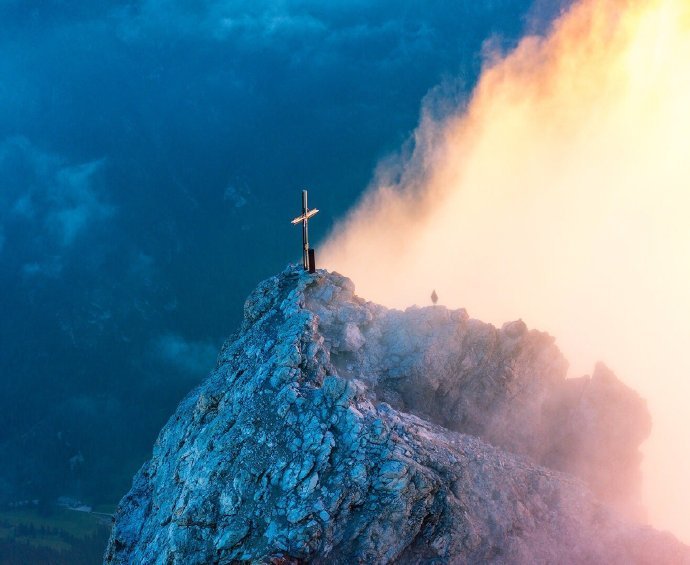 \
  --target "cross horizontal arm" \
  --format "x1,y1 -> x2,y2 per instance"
290,208 -> 319,224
